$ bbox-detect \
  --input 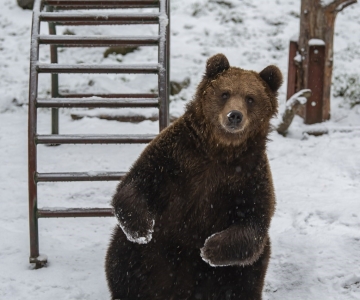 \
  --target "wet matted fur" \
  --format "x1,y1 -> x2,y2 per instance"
105,53 -> 282,300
